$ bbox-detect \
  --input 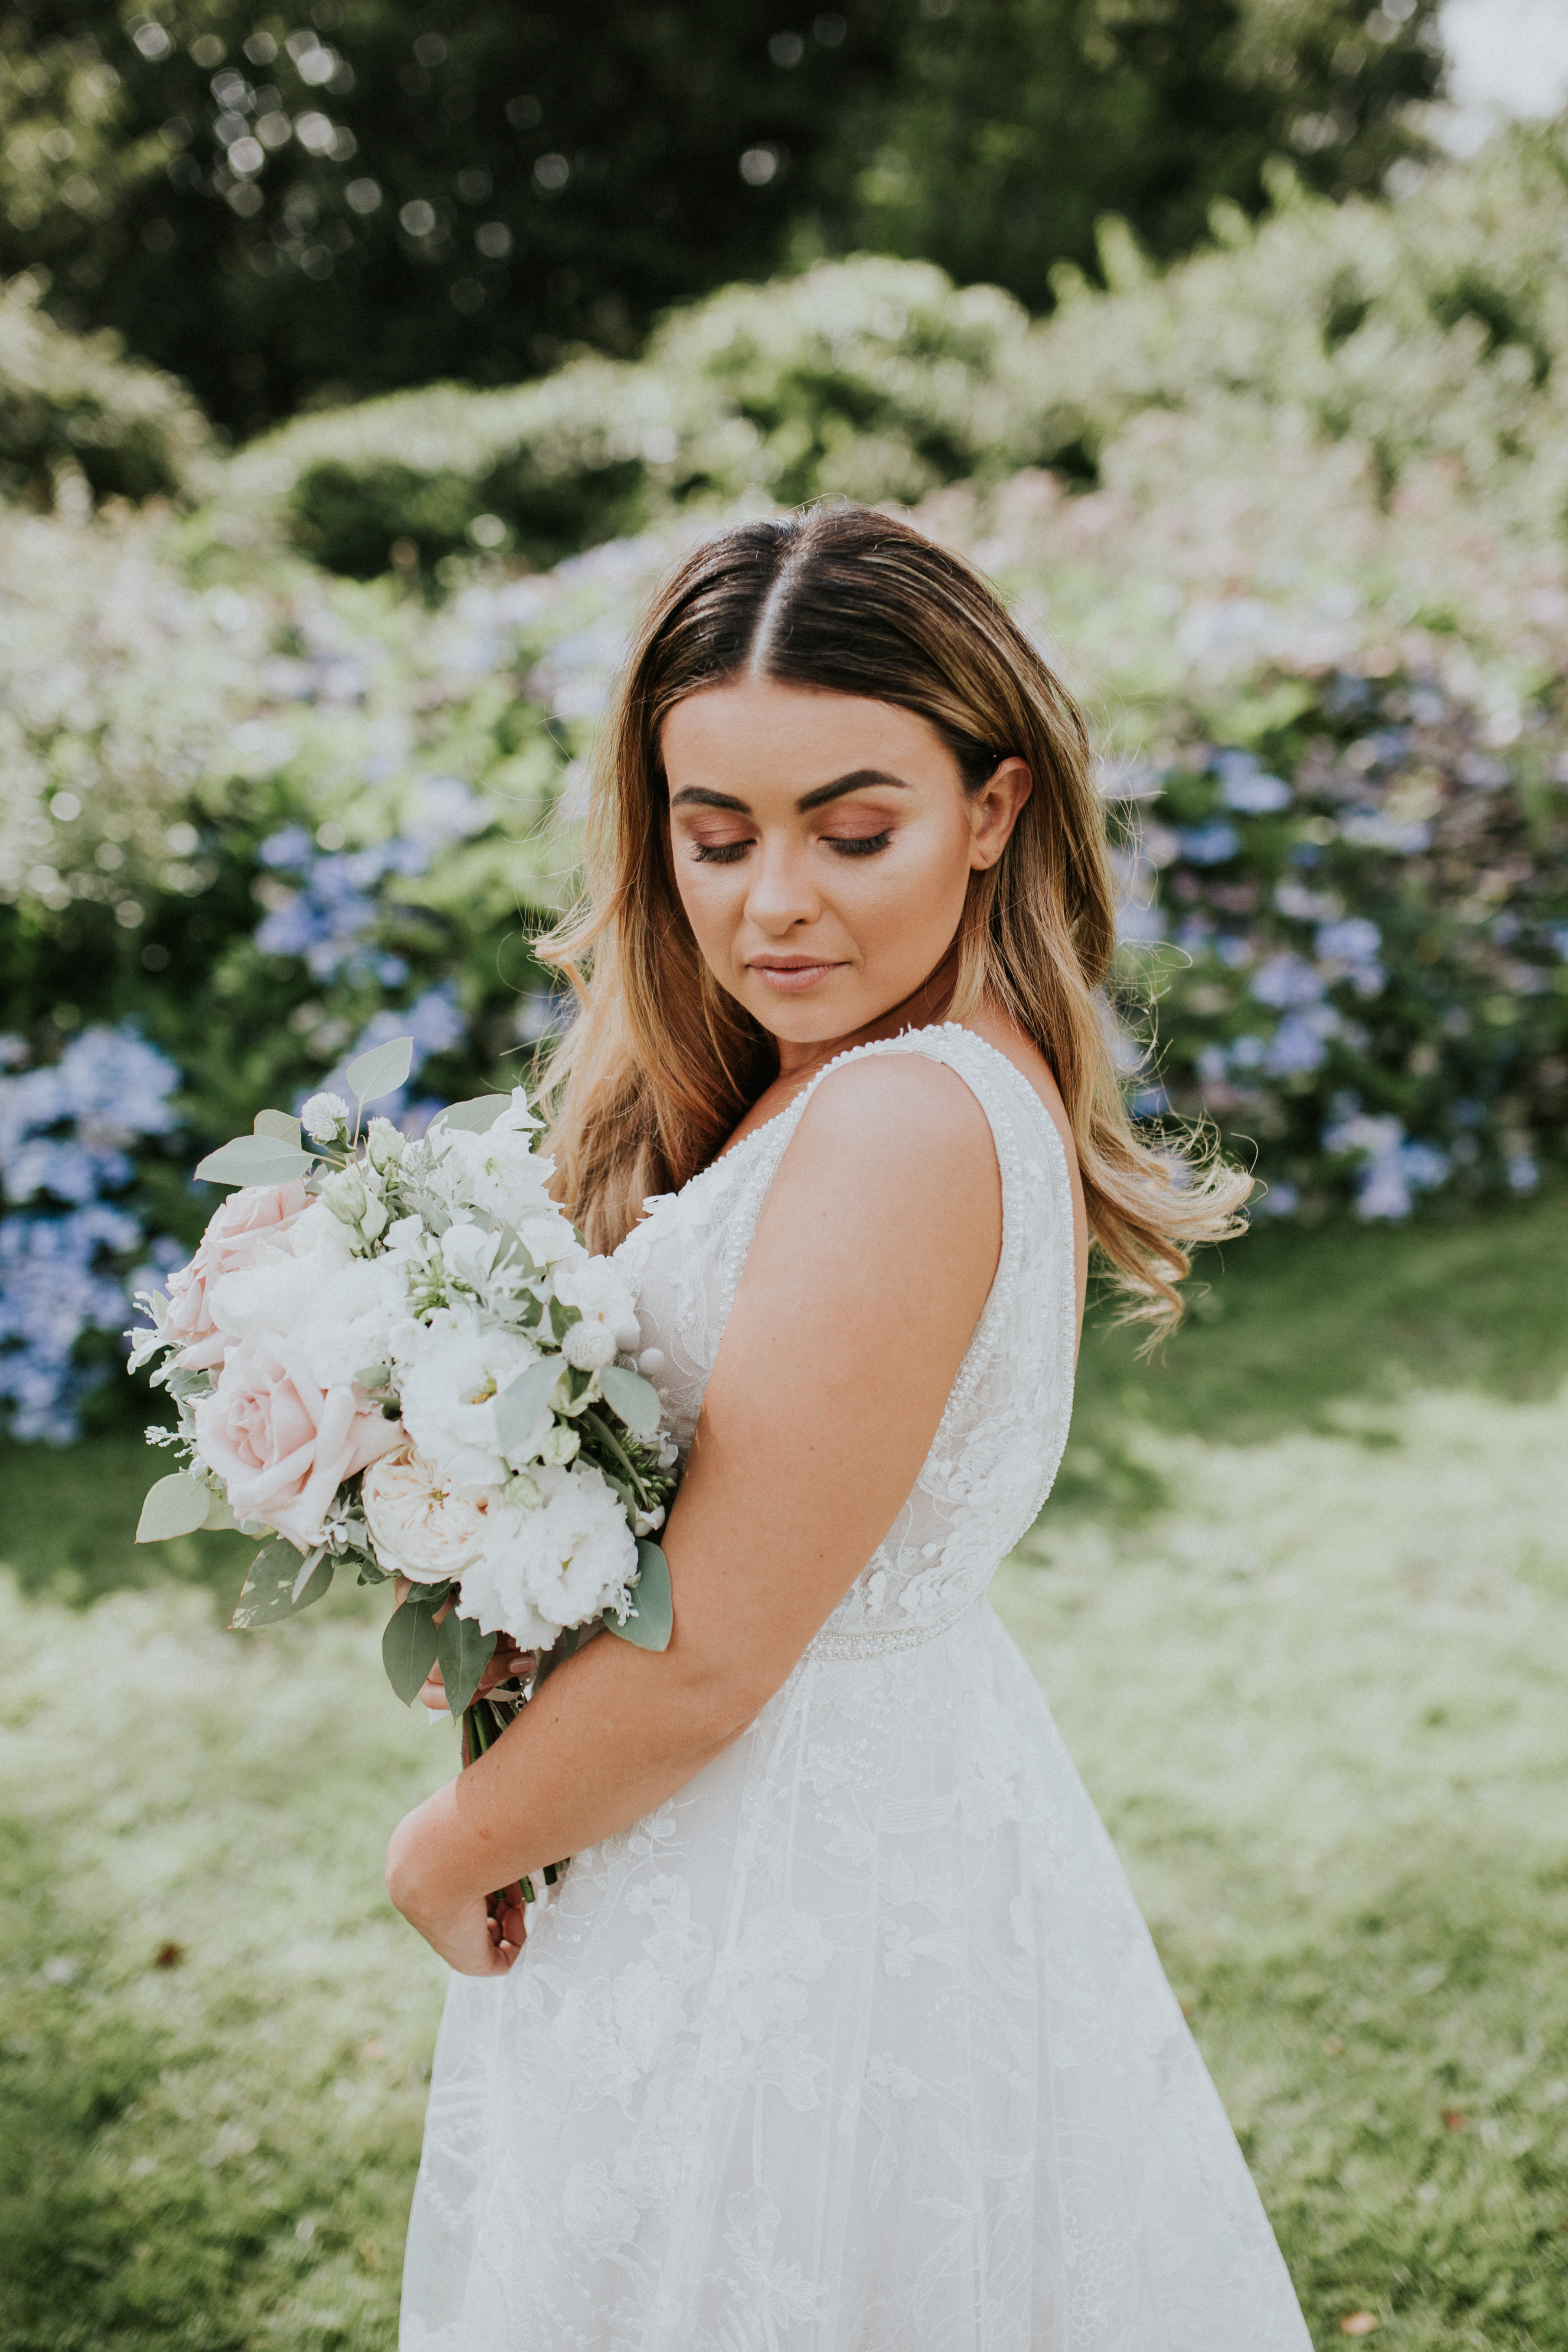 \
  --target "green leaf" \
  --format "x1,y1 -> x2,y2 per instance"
194,1135 -> 317,1186
432,1094 -> 509,1135
136,1472 -> 212,1544
201,1487 -> 238,1533
346,1035 -> 413,1105
606,1540 -> 673,1651
229,1539 -> 331,1629
382,1596 -> 442,1701
598,1363 -> 662,1440
437,1610 -> 497,1719
494,1357 -> 564,1454
253,1108 -> 302,1146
